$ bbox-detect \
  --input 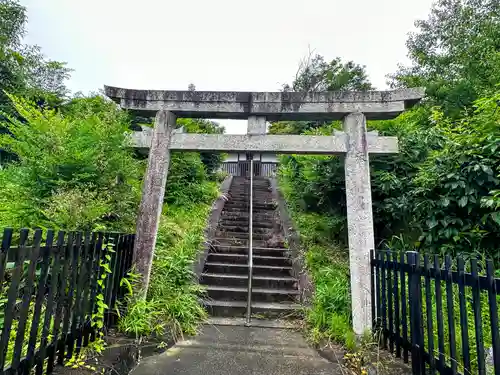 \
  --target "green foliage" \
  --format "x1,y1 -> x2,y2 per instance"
283,53 -> 373,92
390,0 -> 500,116
0,0 -> 70,112
176,118 -> 225,176
280,171 -> 354,347
165,152 -> 215,206
270,53 -> 373,135
0,95 -> 143,231
279,91 -> 500,263
119,192 -> 218,339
